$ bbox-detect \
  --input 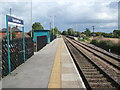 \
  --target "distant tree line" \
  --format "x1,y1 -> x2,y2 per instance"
62,28 -> 120,38
94,30 -> 120,38
62,28 -> 94,37
62,28 -> 80,37
50,27 -> 61,35
28,22 -> 120,38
